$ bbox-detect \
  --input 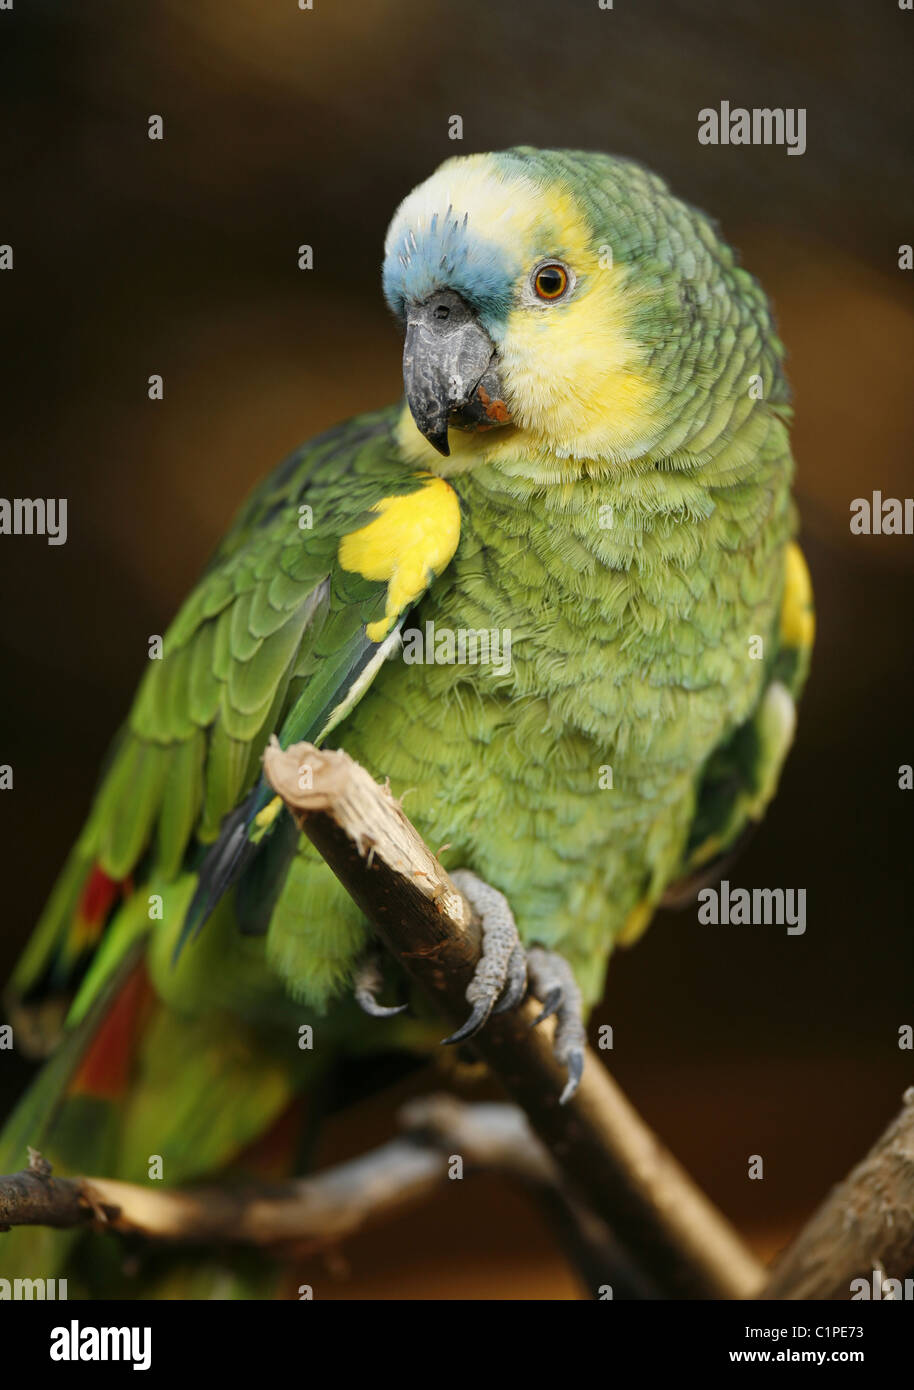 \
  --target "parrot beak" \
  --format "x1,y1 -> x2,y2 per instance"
402,290 -> 512,456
